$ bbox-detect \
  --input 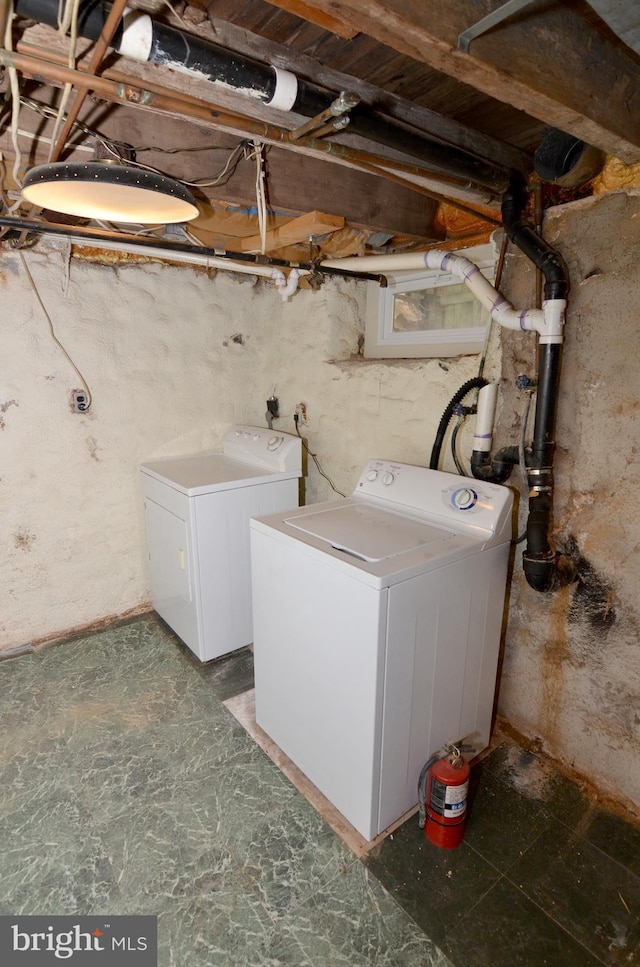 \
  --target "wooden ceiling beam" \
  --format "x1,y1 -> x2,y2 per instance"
201,12 -> 531,173
234,210 -> 345,252
14,25 -> 505,207
0,75 -> 445,241
288,0 -> 640,163
260,0 -> 358,39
